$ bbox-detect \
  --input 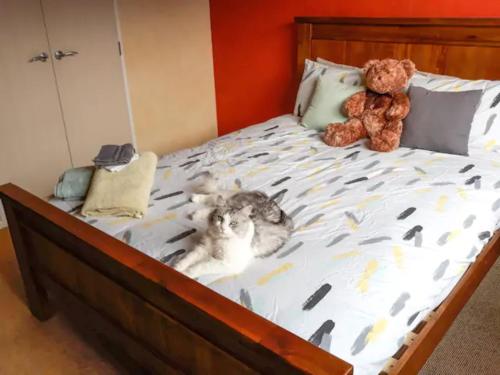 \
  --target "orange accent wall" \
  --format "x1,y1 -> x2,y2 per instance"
209,0 -> 500,134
